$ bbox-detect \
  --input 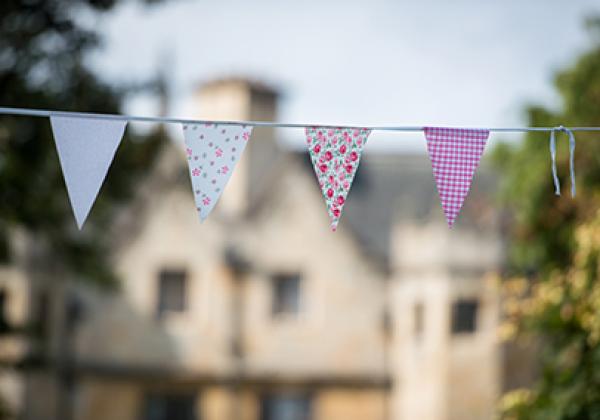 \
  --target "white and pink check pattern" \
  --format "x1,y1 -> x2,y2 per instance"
424,127 -> 489,227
